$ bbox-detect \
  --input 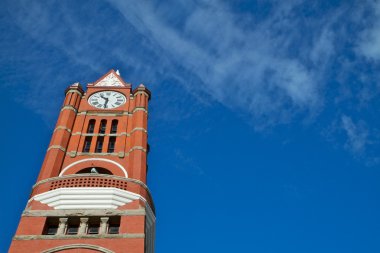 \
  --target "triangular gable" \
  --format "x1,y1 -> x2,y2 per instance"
93,69 -> 127,87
